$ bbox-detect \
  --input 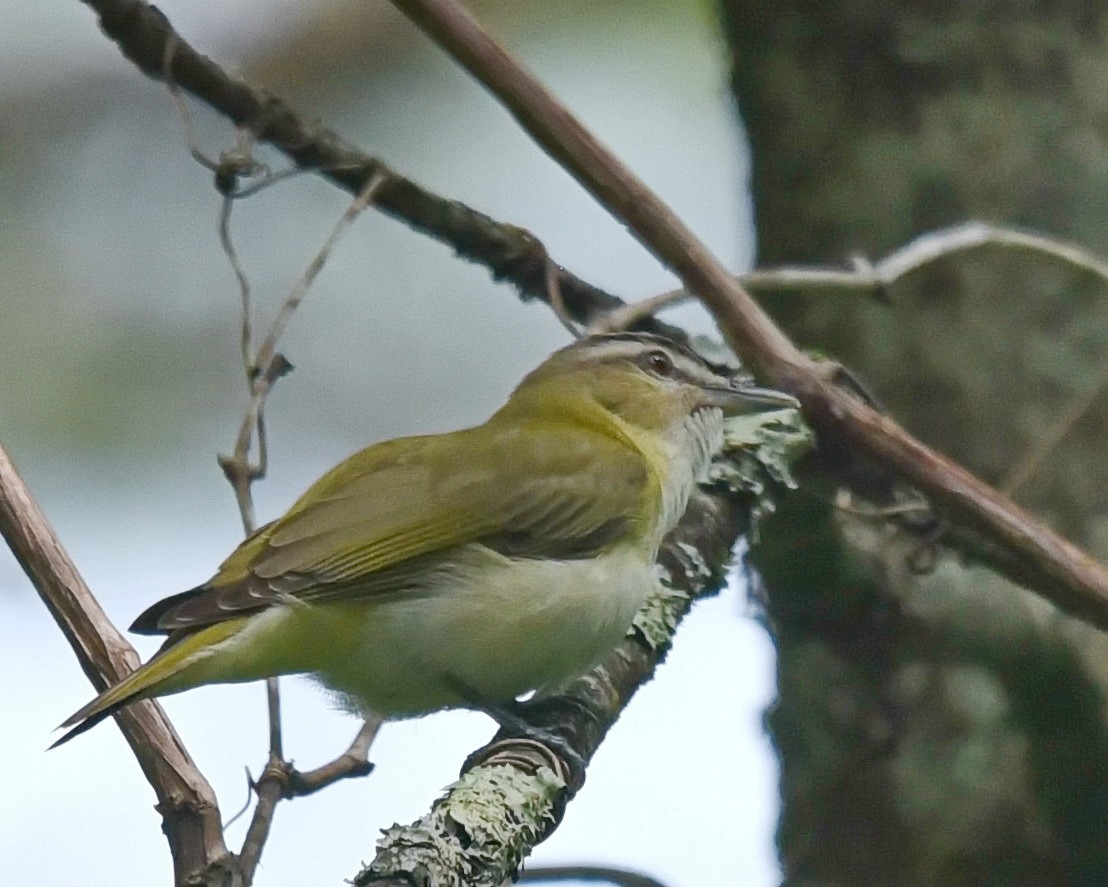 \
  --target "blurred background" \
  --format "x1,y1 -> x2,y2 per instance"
0,1 -> 780,884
